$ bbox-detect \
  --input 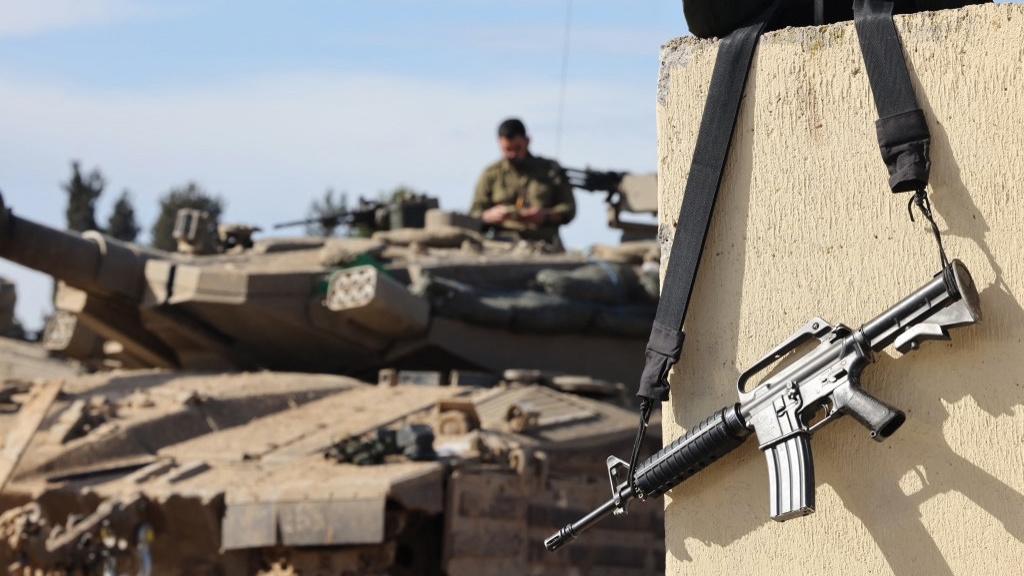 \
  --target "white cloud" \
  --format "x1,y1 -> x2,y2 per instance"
0,0 -> 176,38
